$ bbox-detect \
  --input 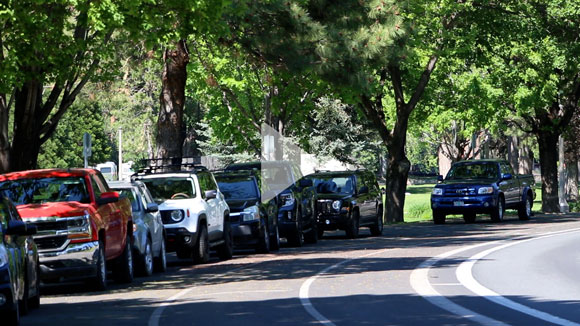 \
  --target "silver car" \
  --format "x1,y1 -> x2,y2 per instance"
109,180 -> 167,276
